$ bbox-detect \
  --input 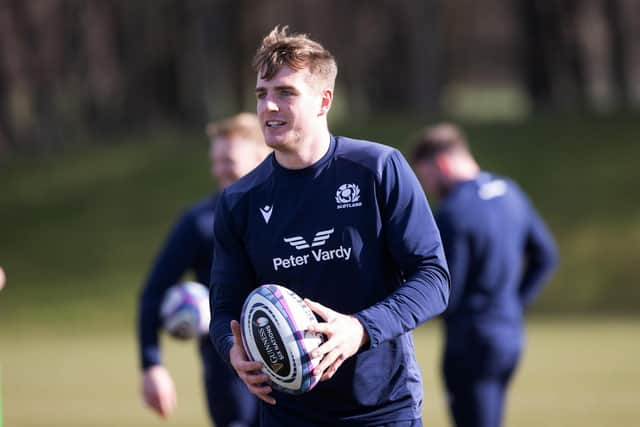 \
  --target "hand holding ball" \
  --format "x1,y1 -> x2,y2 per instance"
240,284 -> 325,394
